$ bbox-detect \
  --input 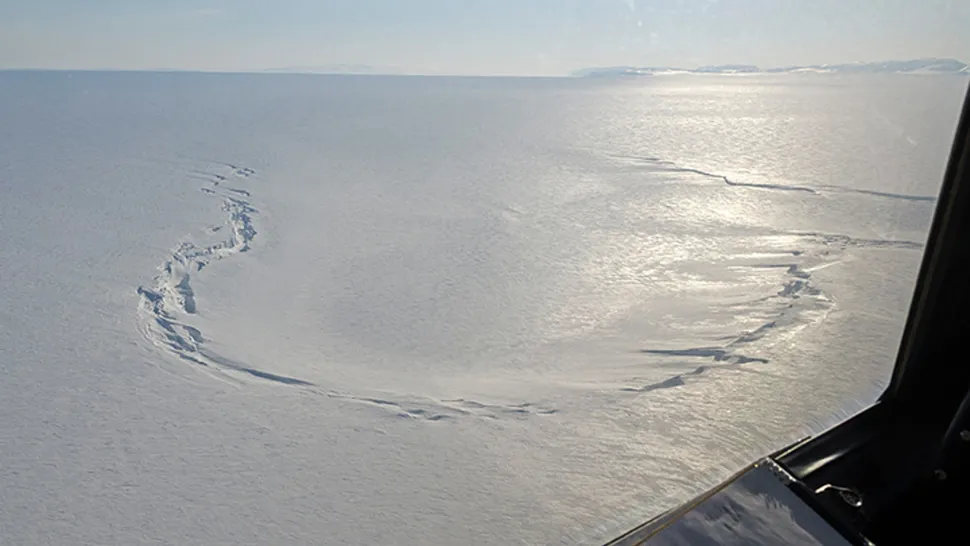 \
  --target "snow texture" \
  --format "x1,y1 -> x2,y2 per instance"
0,70 -> 963,545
